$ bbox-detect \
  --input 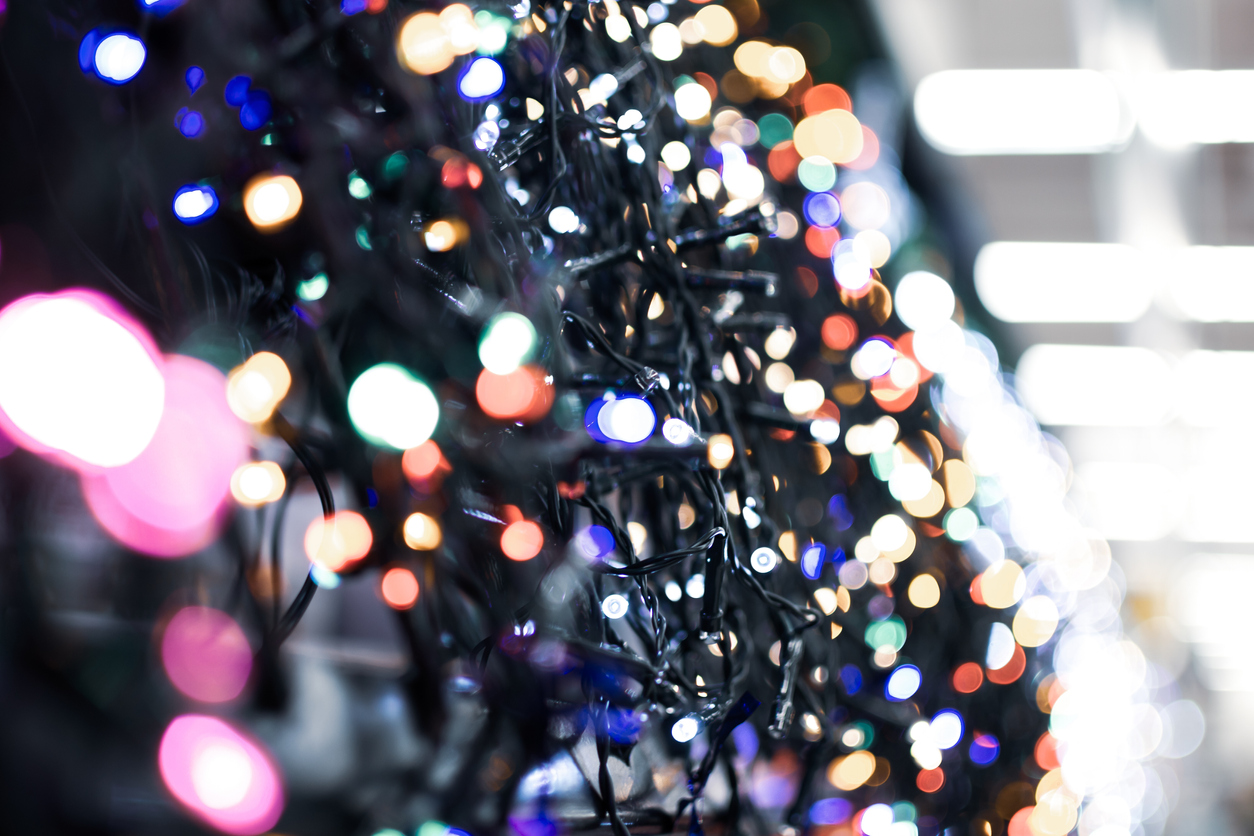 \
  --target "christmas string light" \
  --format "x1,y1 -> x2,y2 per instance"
0,0 -> 1191,834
